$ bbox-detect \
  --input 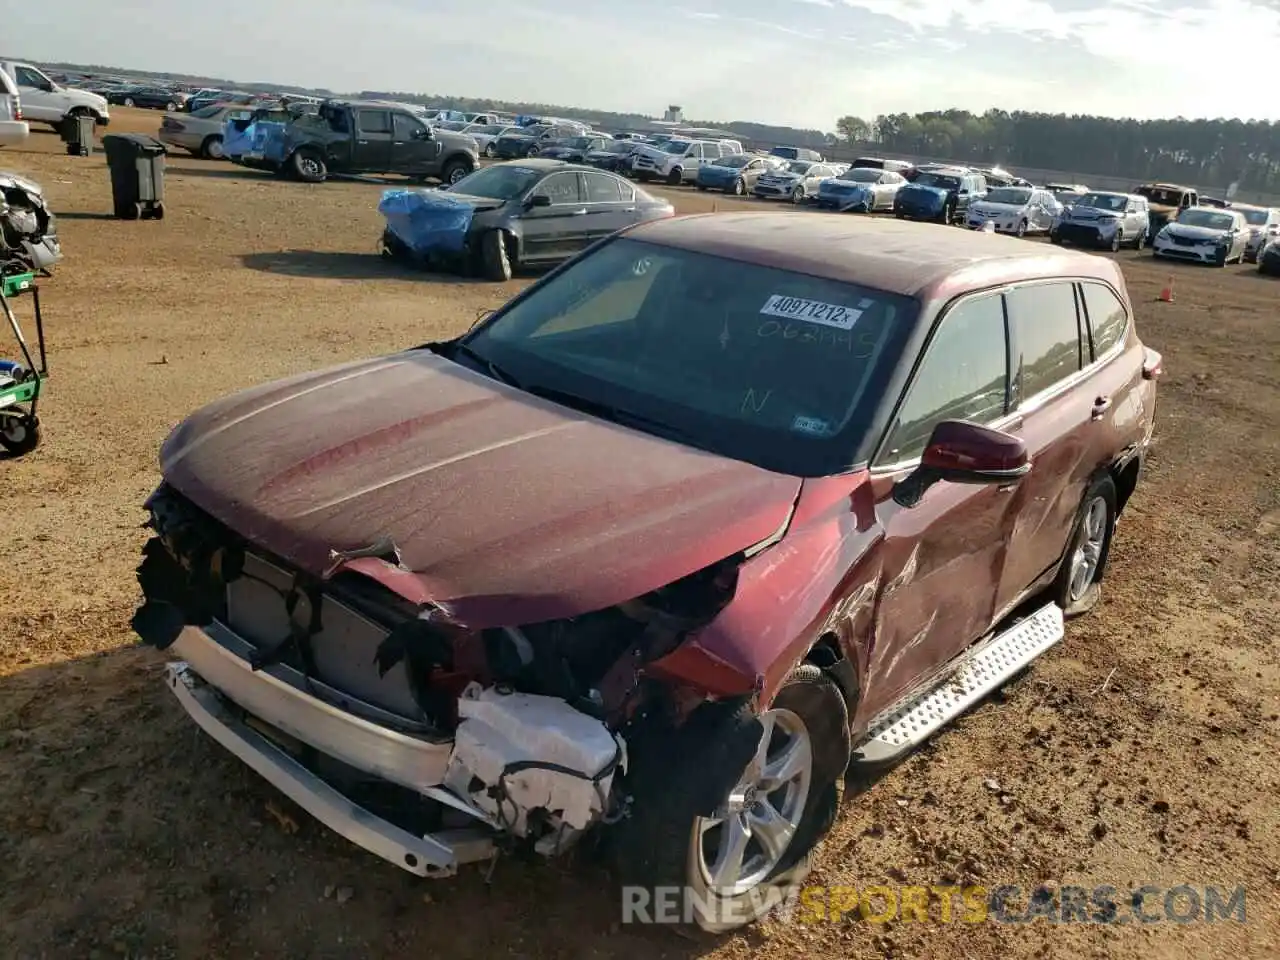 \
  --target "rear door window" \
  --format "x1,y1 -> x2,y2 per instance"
1005,282 -> 1083,400
879,293 -> 1010,463
583,172 -> 622,203
1079,283 -> 1128,359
